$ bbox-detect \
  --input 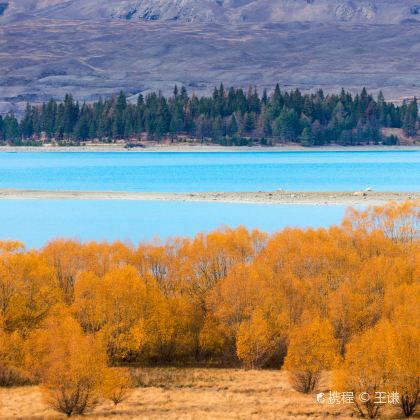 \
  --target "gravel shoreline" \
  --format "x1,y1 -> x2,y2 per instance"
0,145 -> 419,153
0,189 -> 417,206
